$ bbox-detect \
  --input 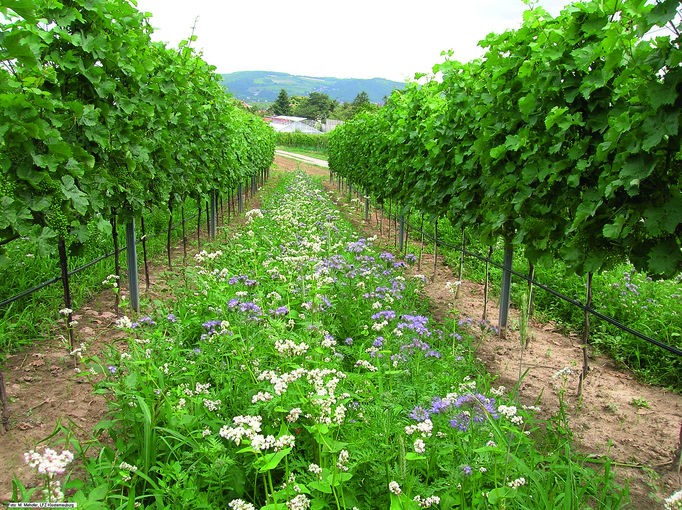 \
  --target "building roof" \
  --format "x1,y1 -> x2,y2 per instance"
271,115 -> 308,122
